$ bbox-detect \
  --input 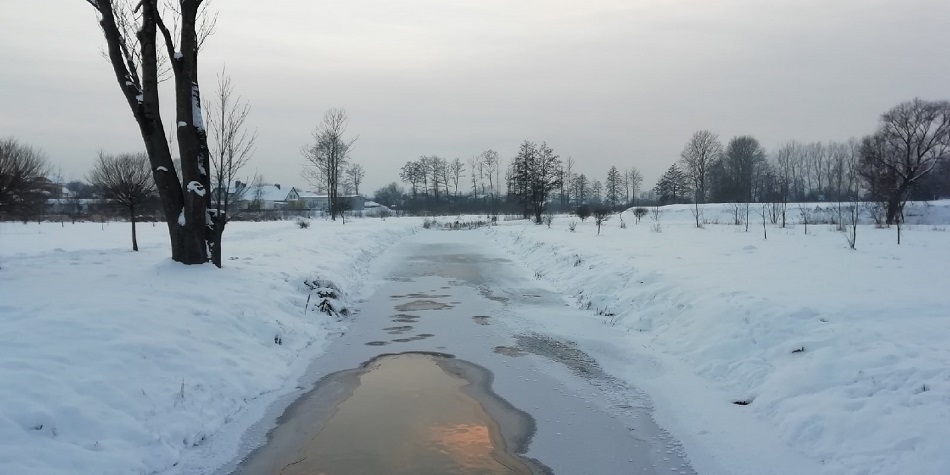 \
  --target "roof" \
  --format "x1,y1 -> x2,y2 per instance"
248,185 -> 292,202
